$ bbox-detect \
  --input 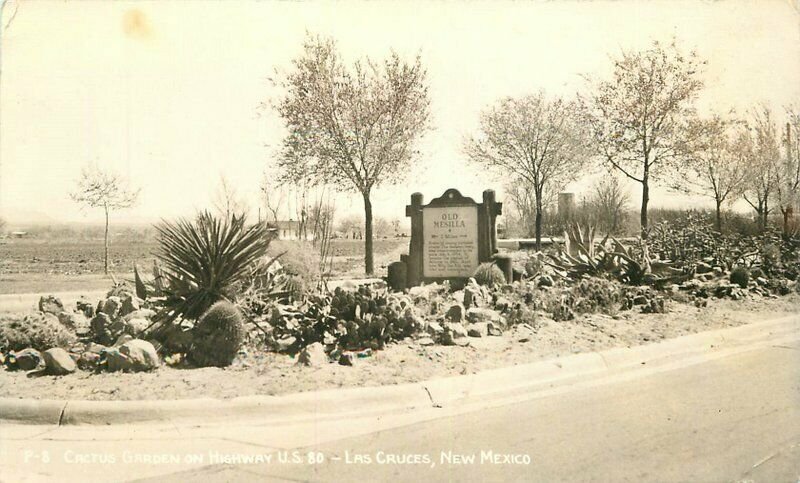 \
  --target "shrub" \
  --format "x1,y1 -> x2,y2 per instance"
730,266 -> 750,288
0,313 -> 77,352
473,263 -> 506,287
268,240 -> 321,287
155,212 -> 271,321
188,301 -> 245,368
543,277 -> 625,321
